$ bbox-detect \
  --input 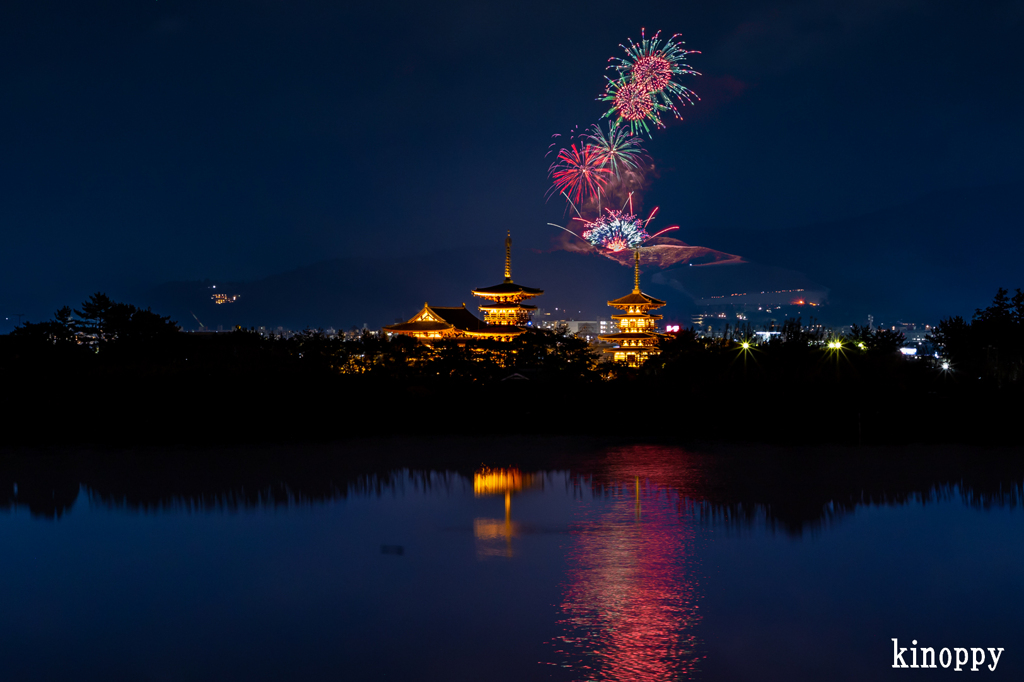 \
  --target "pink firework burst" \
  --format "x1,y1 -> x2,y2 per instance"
632,54 -> 673,92
601,28 -> 701,136
613,81 -> 655,122
601,78 -> 663,136
546,143 -> 611,205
